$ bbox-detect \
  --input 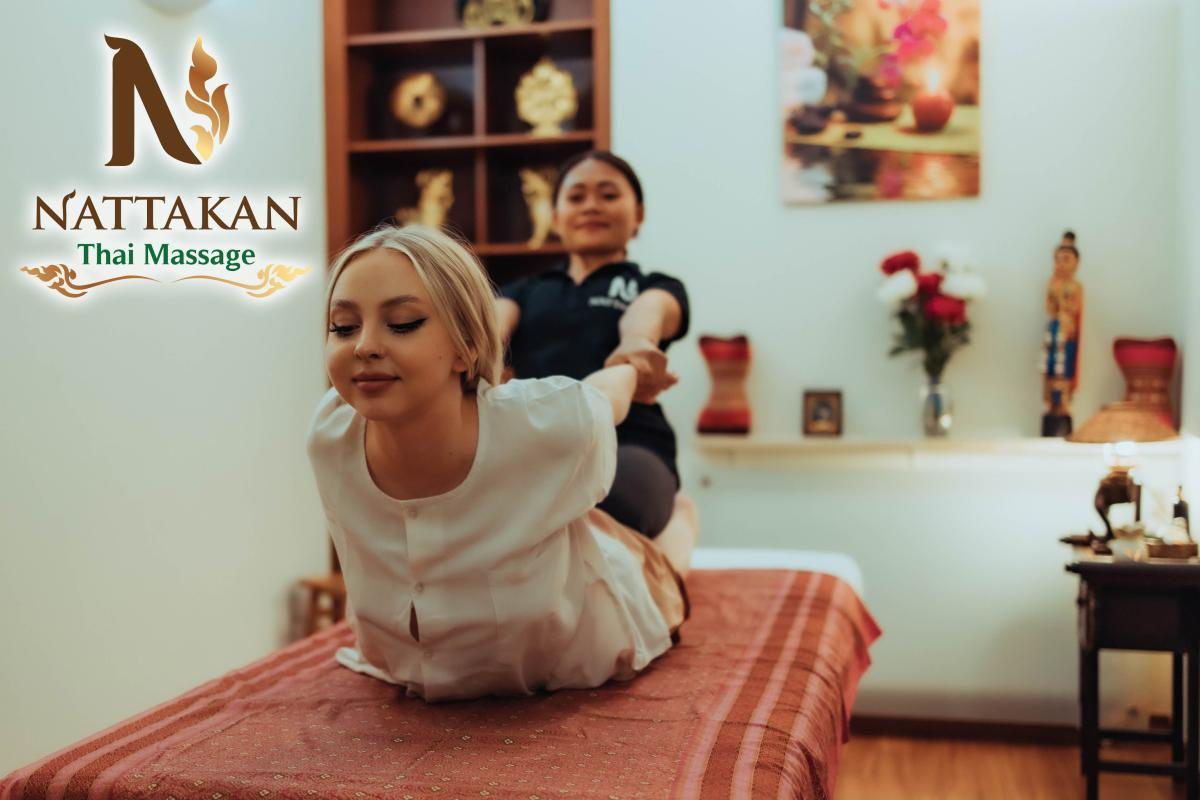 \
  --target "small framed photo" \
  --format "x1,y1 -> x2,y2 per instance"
803,390 -> 843,436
